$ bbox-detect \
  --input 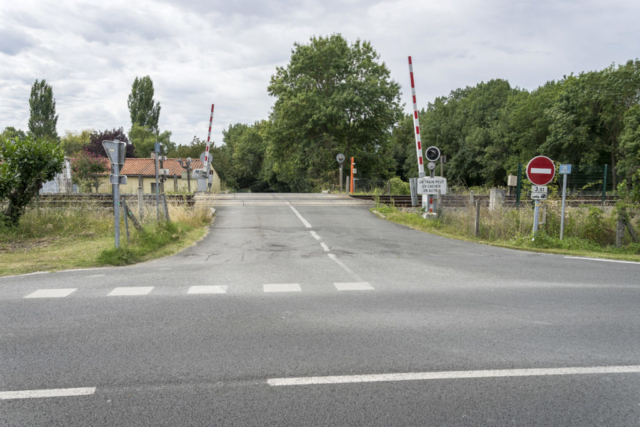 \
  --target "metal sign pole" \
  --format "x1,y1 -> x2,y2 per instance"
339,164 -> 343,193
350,157 -> 354,194
532,199 -> 540,236
113,160 -> 120,249
154,142 -> 160,222
560,173 -> 568,239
